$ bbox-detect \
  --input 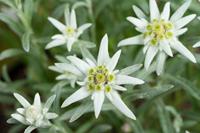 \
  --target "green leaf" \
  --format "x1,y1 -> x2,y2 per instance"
0,13 -> 23,36
76,119 -> 95,133
162,74 -> 200,100
80,46 -> 96,63
156,99 -> 175,133
69,102 -> 92,122
2,65 -> 11,82
120,64 -> 142,75
129,119 -> 145,133
125,84 -> 174,100
72,1 -> 87,9
22,32 -> 31,52
166,106 -> 183,133
24,0 -> 34,22
89,124 -> 112,133
0,48 -> 23,61
59,103 -> 113,121
0,0 -> 16,8
76,40 -> 96,49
